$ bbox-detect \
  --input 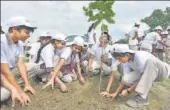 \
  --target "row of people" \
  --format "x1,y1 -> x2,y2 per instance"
1,16 -> 170,108
127,22 -> 170,65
